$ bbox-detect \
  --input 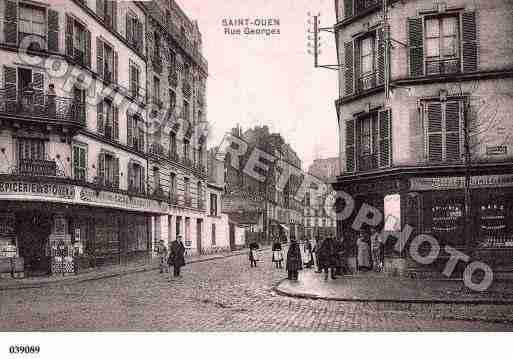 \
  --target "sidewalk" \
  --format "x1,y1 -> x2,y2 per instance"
0,246 -> 267,291
275,268 -> 513,304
